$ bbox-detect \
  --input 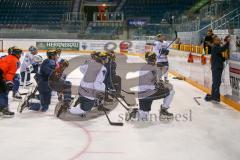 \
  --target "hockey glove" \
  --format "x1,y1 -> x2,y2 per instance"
160,48 -> 169,55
